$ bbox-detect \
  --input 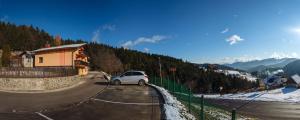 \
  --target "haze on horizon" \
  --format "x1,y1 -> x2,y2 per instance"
1,0 -> 300,64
